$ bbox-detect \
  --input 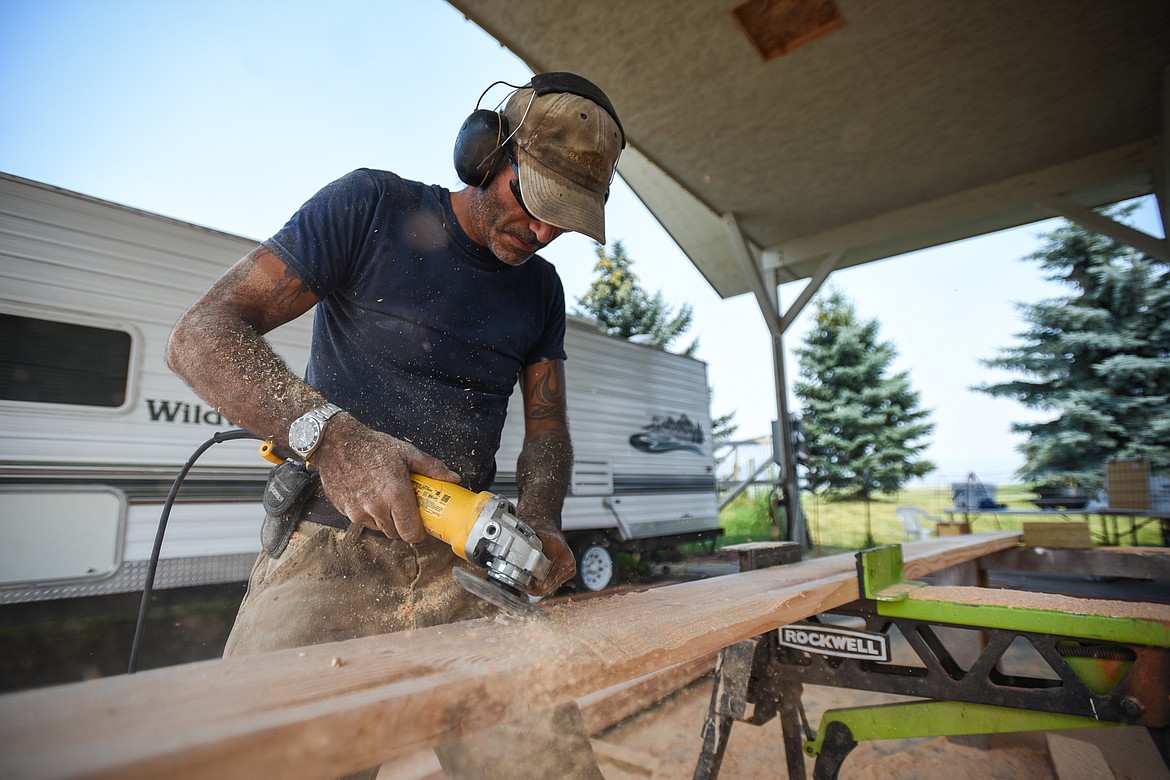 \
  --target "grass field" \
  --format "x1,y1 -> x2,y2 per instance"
715,483 -> 1165,553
